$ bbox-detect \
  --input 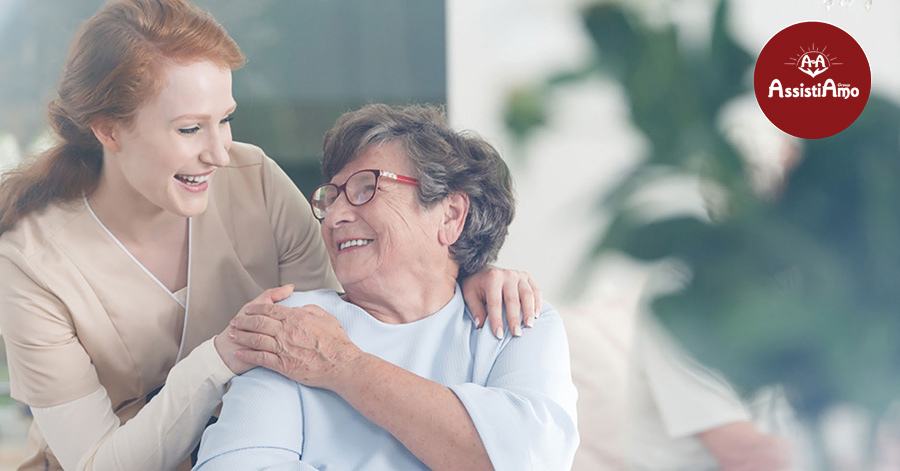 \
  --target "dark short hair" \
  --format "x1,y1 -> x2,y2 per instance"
322,104 -> 515,279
